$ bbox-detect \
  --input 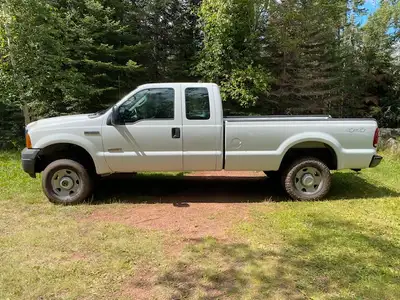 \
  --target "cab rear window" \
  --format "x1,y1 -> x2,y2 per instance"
185,88 -> 210,120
